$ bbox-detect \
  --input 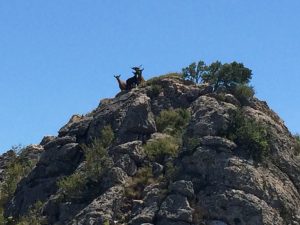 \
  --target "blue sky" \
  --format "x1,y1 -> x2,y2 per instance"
0,0 -> 299,152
